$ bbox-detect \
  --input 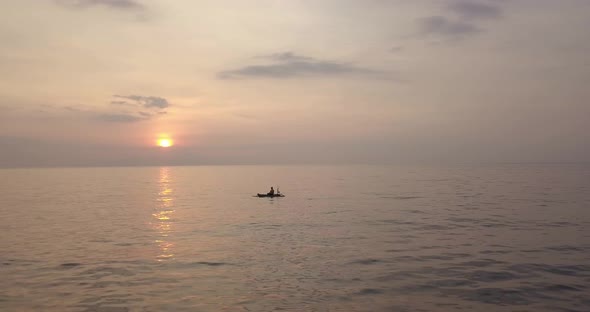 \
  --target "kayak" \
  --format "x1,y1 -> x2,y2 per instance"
257,193 -> 285,198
